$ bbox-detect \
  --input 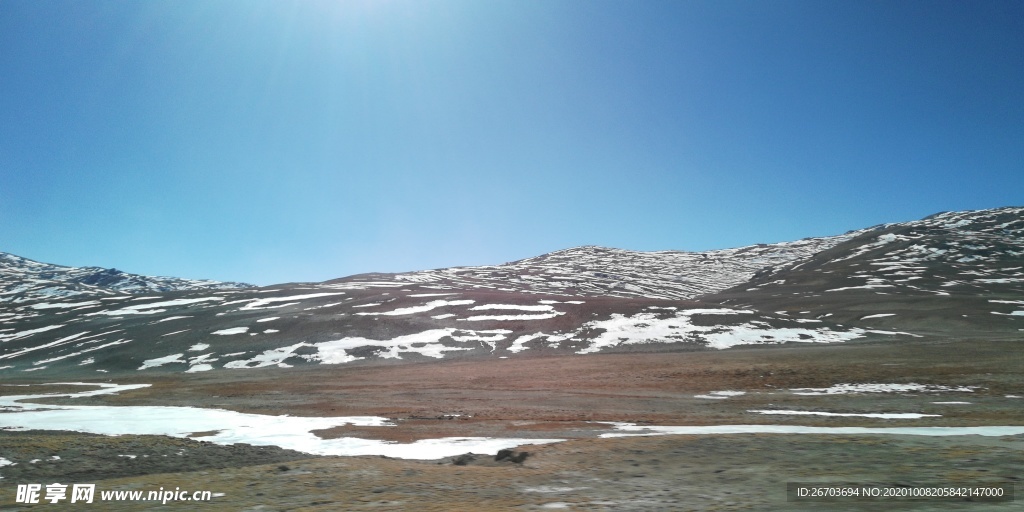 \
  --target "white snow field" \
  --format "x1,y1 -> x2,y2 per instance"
0,383 -> 562,460
3,383 -> 1022,463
